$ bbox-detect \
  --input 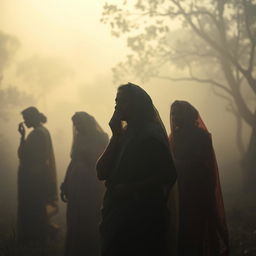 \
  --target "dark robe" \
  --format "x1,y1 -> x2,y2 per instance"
64,131 -> 109,256
170,127 -> 229,256
100,124 -> 176,256
17,125 -> 58,243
